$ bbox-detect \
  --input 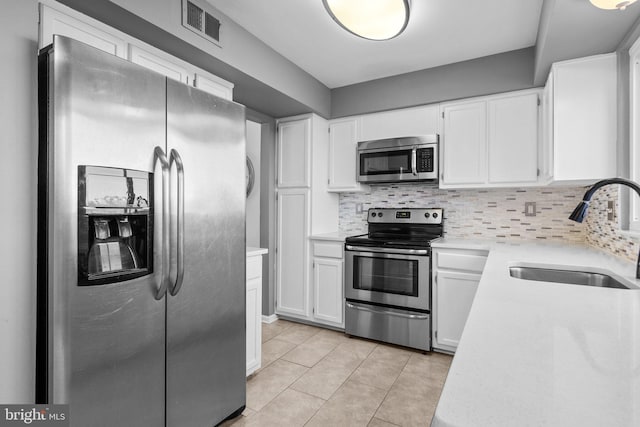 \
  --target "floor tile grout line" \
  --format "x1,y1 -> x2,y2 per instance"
369,356 -> 411,426
301,339 -> 378,426
249,320 -> 452,427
